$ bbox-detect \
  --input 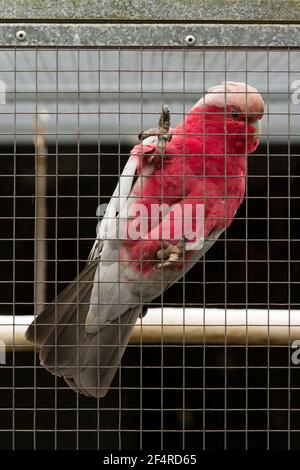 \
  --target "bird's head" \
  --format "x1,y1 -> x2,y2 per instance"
195,81 -> 265,152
